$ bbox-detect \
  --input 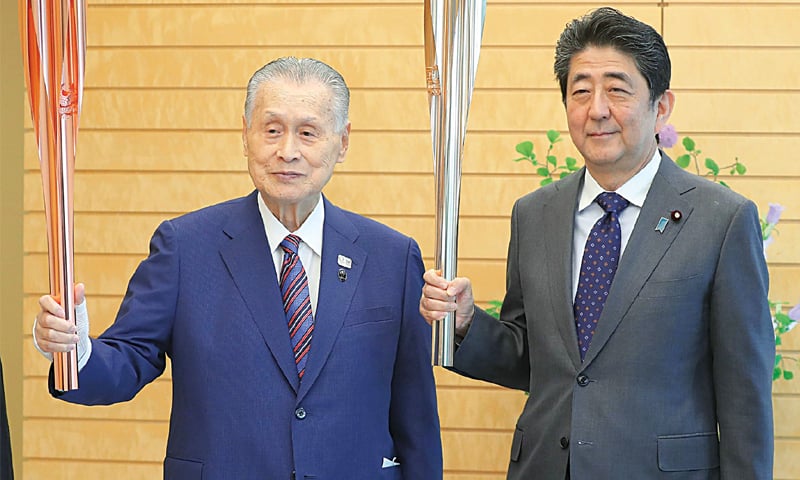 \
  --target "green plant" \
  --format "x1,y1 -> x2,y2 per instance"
673,136 -> 747,188
513,130 -> 580,186
772,301 -> 799,381
499,127 -> 798,381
